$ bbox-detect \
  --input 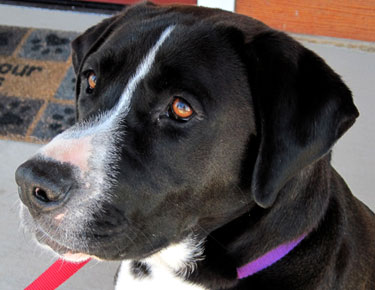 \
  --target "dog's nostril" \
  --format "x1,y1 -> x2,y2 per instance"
33,187 -> 50,203
16,159 -> 75,211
